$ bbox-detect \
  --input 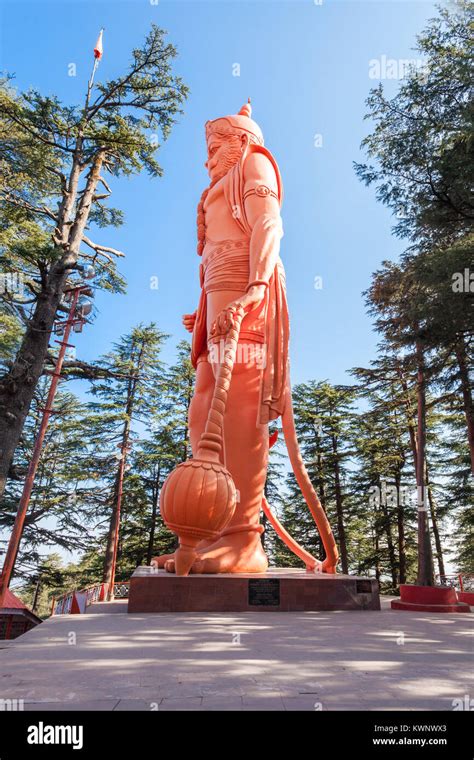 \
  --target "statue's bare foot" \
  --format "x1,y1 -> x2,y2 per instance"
150,553 -> 174,569
151,538 -> 215,569
164,530 -> 268,574
321,558 -> 337,574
